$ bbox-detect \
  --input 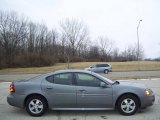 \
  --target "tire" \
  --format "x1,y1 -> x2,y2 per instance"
26,95 -> 47,117
117,95 -> 139,115
104,69 -> 109,74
